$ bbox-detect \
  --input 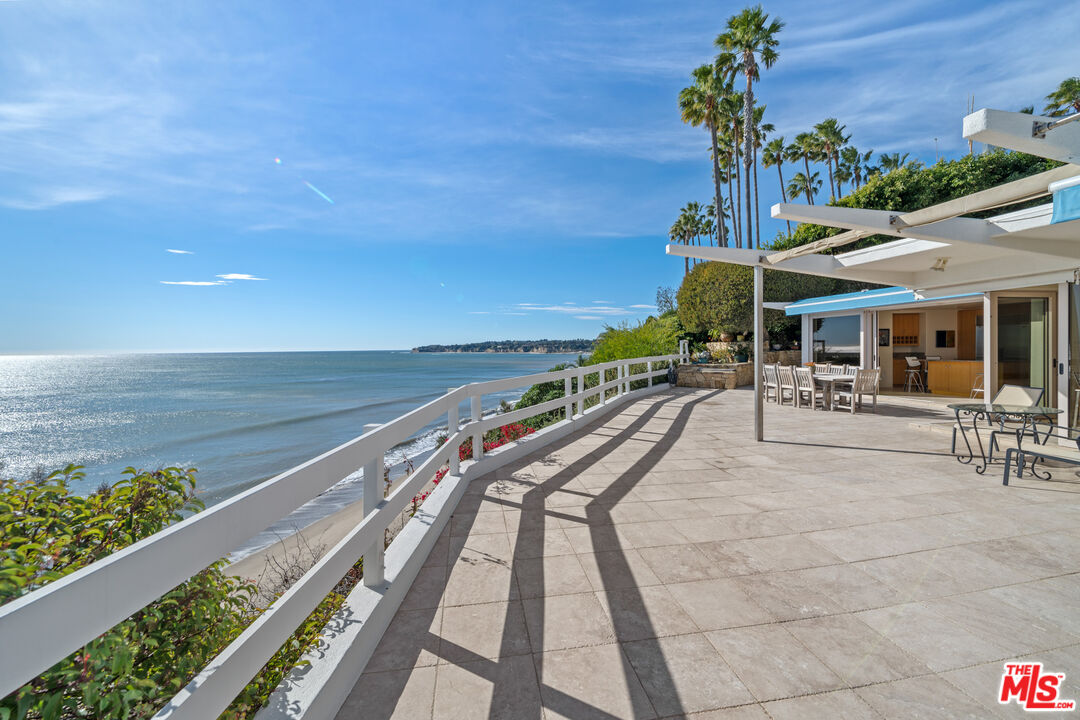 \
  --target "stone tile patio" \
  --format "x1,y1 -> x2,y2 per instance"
335,387 -> 1080,719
